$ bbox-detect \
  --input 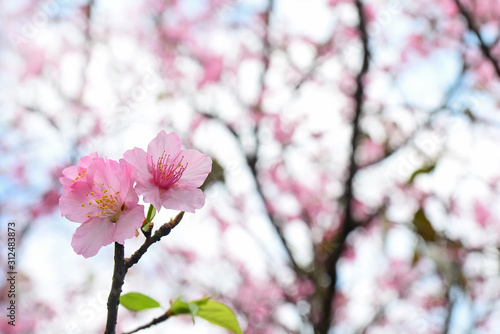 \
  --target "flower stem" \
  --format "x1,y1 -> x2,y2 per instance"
104,243 -> 127,334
